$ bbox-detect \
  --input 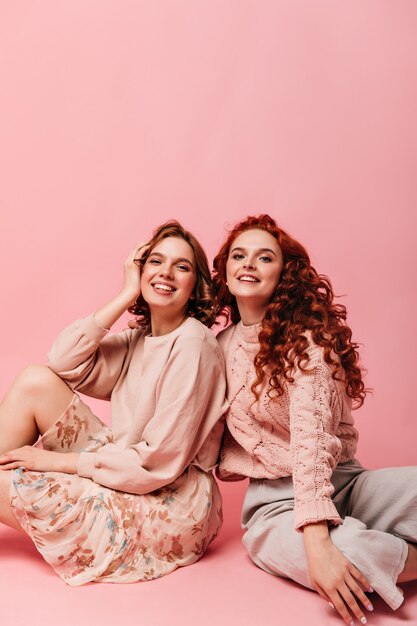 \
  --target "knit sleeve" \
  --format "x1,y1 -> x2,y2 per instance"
77,333 -> 227,494
288,345 -> 343,531
47,314 -> 132,400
